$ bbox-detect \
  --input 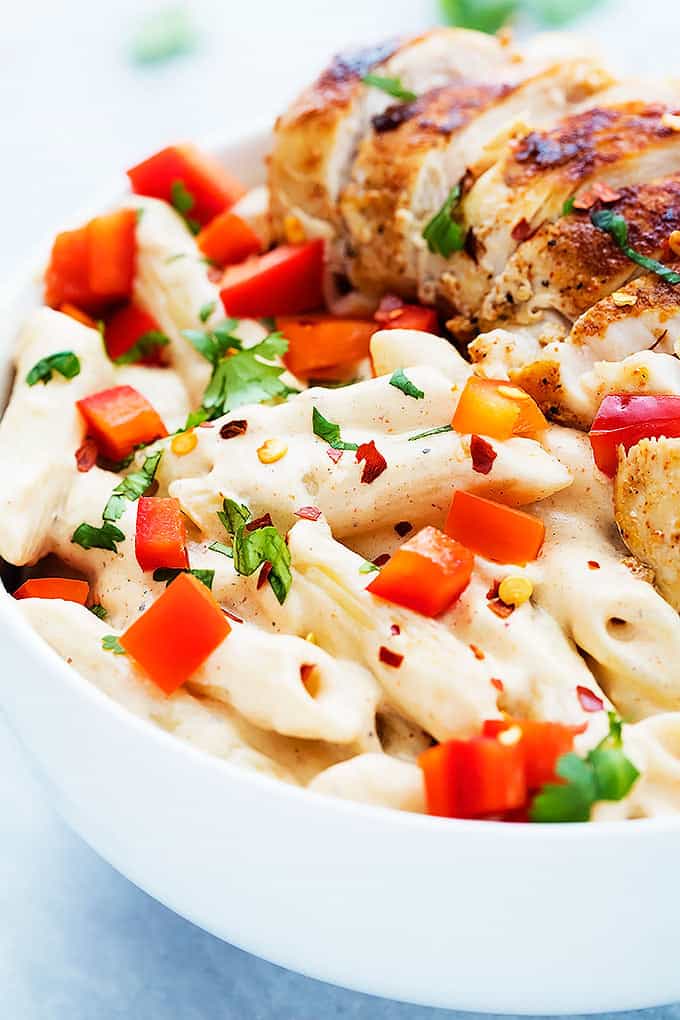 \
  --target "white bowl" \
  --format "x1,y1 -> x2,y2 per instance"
2,129 -> 680,1015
